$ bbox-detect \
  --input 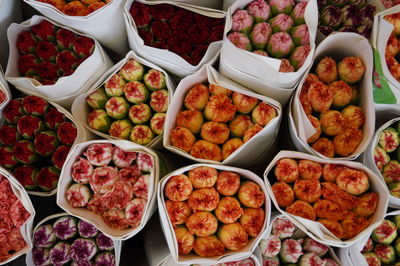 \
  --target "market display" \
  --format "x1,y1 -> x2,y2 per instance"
129,2 -> 225,66
269,158 -> 378,240
260,216 -> 339,265
228,0 -> 310,72
0,96 -> 77,192
373,121 -> 400,198
65,143 -> 153,230
86,59 -> 168,145
163,166 -> 266,257
169,83 -> 277,162
35,0 -> 110,16
0,174 -> 31,262
32,215 -> 116,265
16,20 -> 95,85
299,56 -> 366,157
317,0 -> 376,38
